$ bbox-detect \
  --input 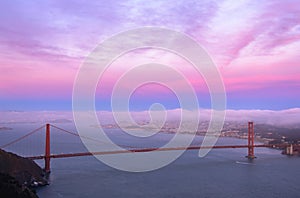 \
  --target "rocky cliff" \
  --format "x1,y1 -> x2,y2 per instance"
0,149 -> 48,197
0,173 -> 38,198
